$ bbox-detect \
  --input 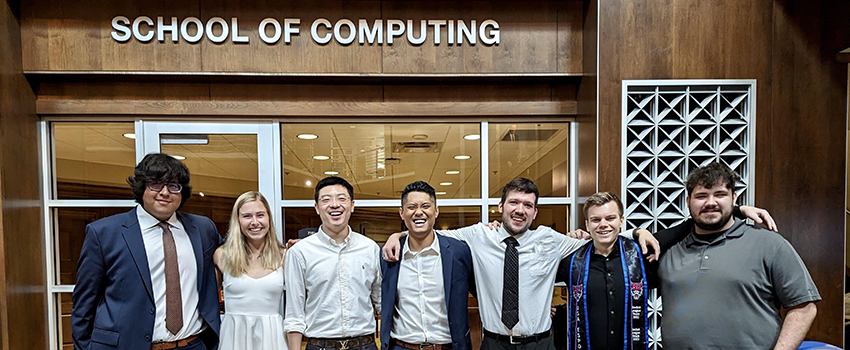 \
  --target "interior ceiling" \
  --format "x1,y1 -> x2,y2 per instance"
53,122 -> 569,199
